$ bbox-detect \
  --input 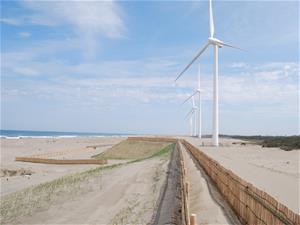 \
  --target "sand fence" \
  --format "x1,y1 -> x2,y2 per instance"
181,139 -> 300,225
15,157 -> 107,165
